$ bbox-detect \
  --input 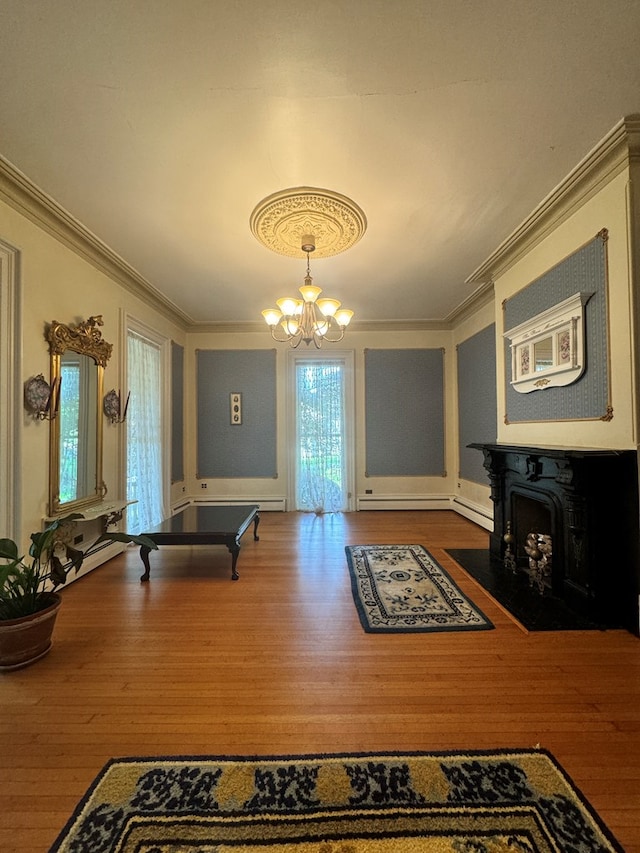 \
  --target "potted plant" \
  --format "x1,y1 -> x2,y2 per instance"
0,514 -> 157,670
